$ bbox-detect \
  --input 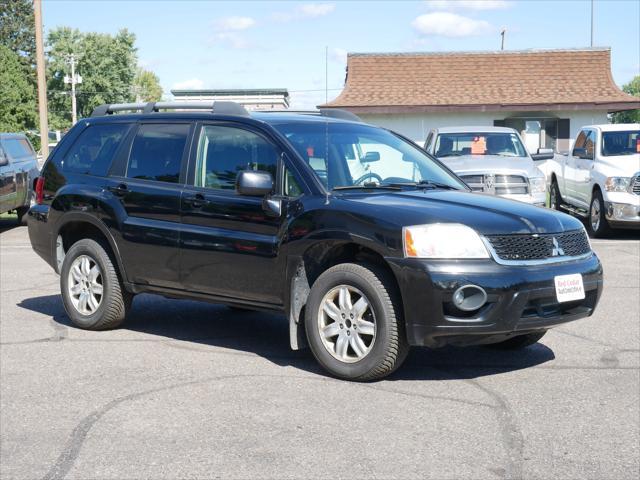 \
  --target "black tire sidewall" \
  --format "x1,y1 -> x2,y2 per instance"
60,240 -> 114,329
589,190 -> 610,237
305,267 -> 396,380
